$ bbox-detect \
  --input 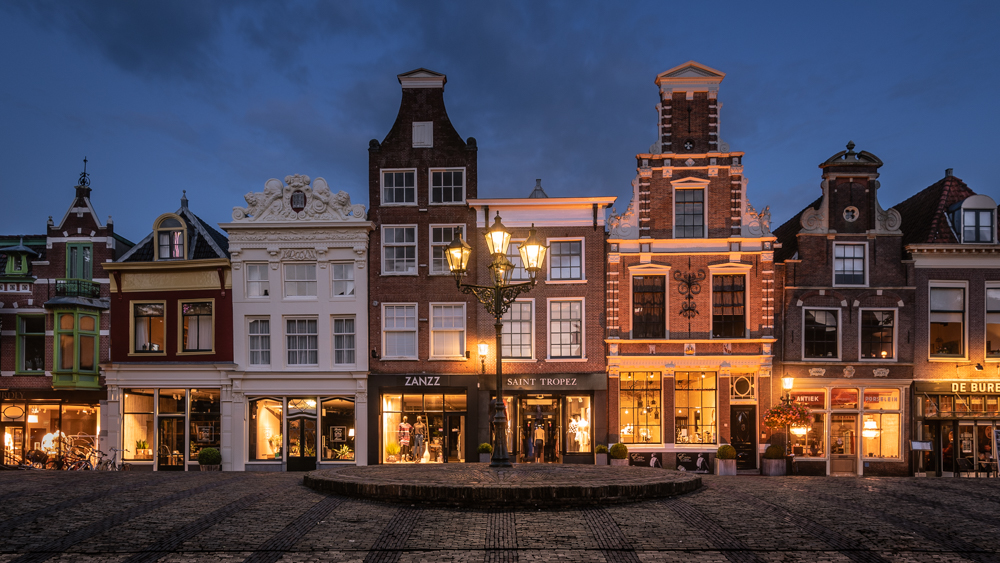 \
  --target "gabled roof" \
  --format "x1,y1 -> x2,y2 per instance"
892,173 -> 975,246
118,196 -> 229,263
397,68 -> 447,88
654,61 -> 725,87
772,196 -> 822,263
